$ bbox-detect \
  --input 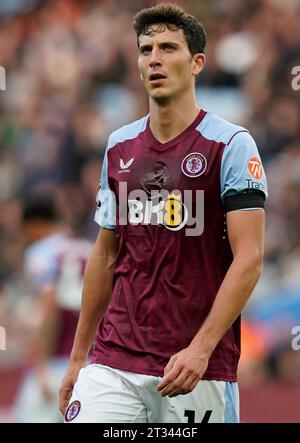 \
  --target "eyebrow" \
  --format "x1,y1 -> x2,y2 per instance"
139,41 -> 180,51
